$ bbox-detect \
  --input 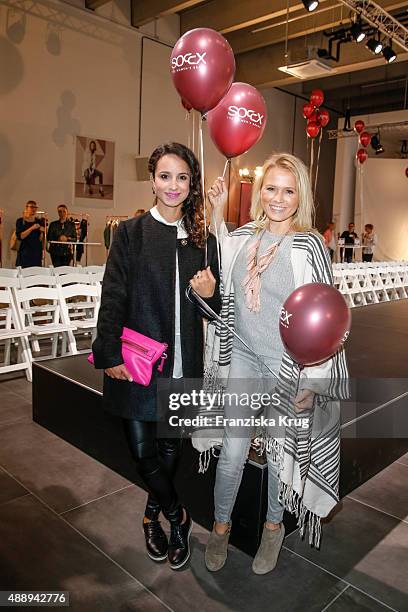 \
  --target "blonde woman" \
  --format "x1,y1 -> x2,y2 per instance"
203,153 -> 348,574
